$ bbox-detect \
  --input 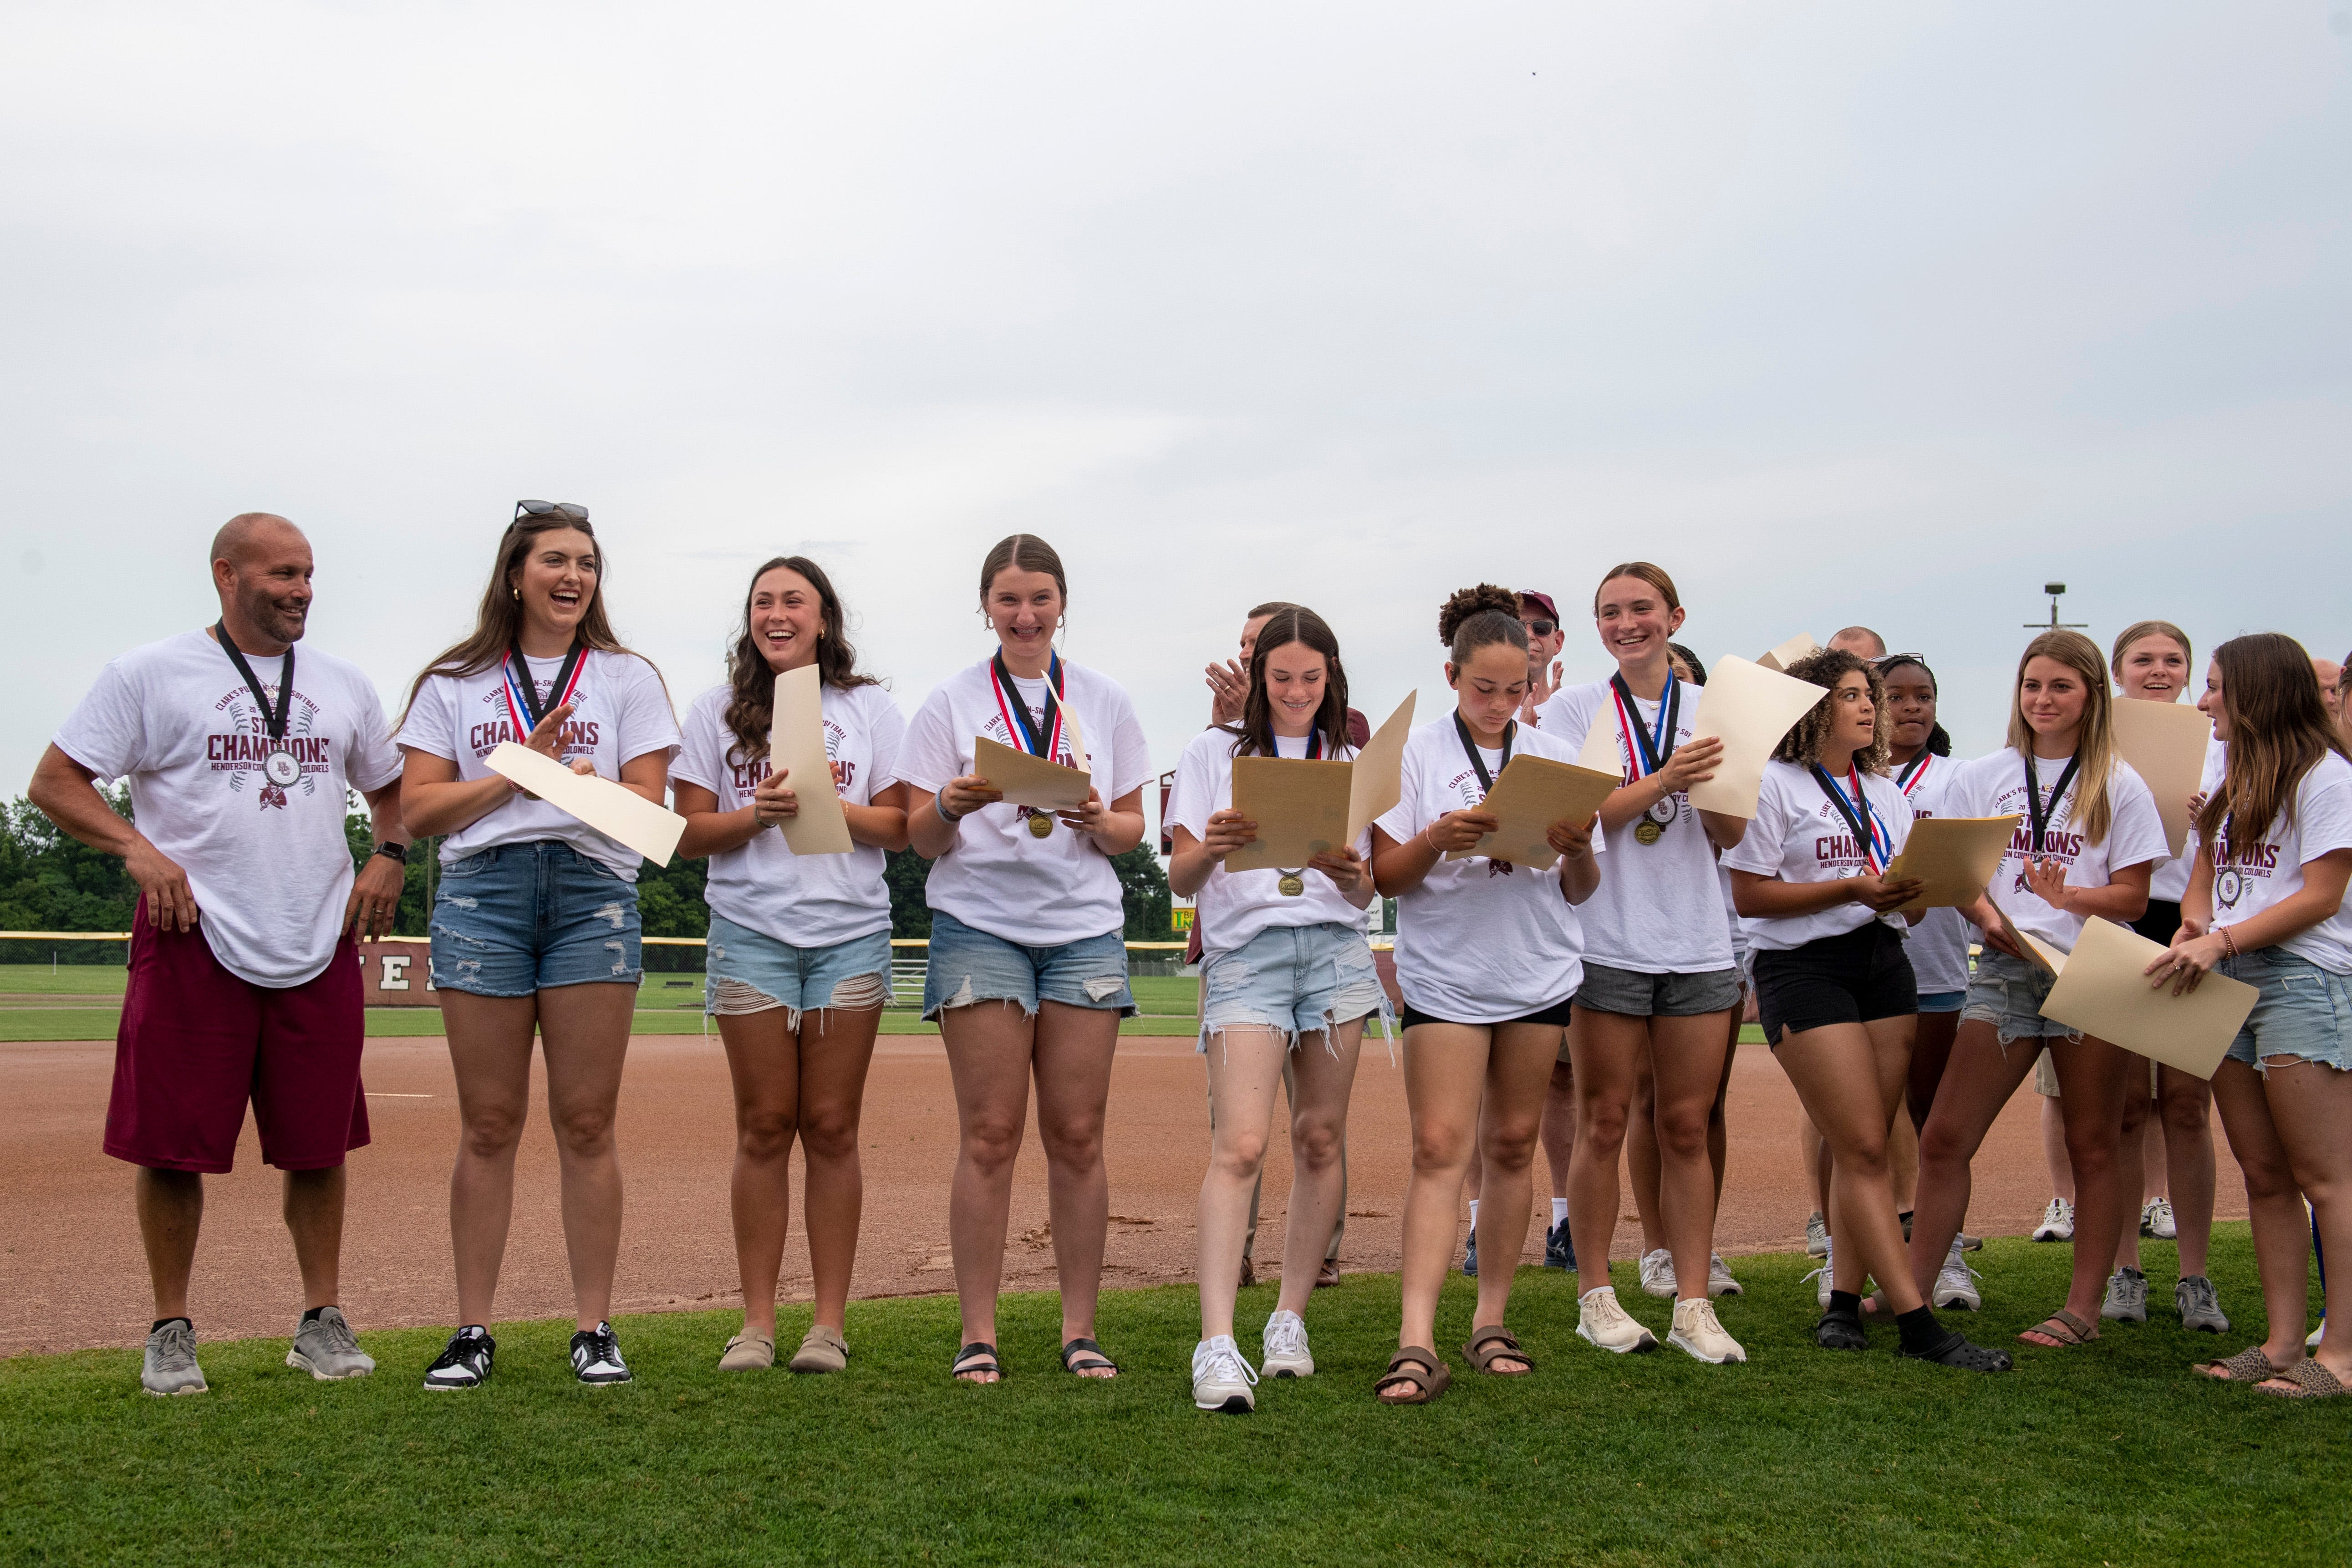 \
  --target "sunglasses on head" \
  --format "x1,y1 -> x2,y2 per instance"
514,499 -> 590,523
1875,653 -> 1928,669
1522,619 -> 1557,638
